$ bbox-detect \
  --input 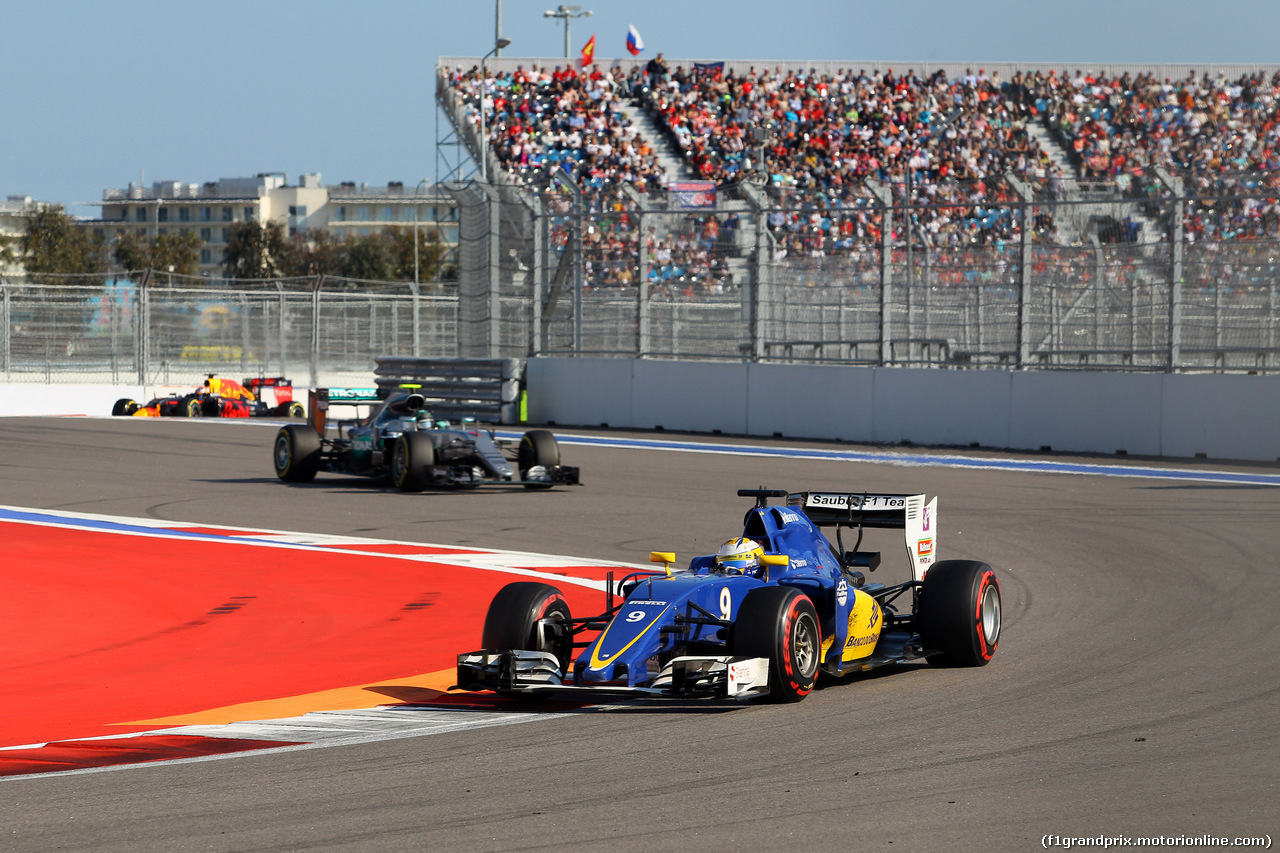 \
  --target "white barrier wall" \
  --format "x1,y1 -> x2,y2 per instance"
0,385 -> 147,417
528,358 -> 1280,463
